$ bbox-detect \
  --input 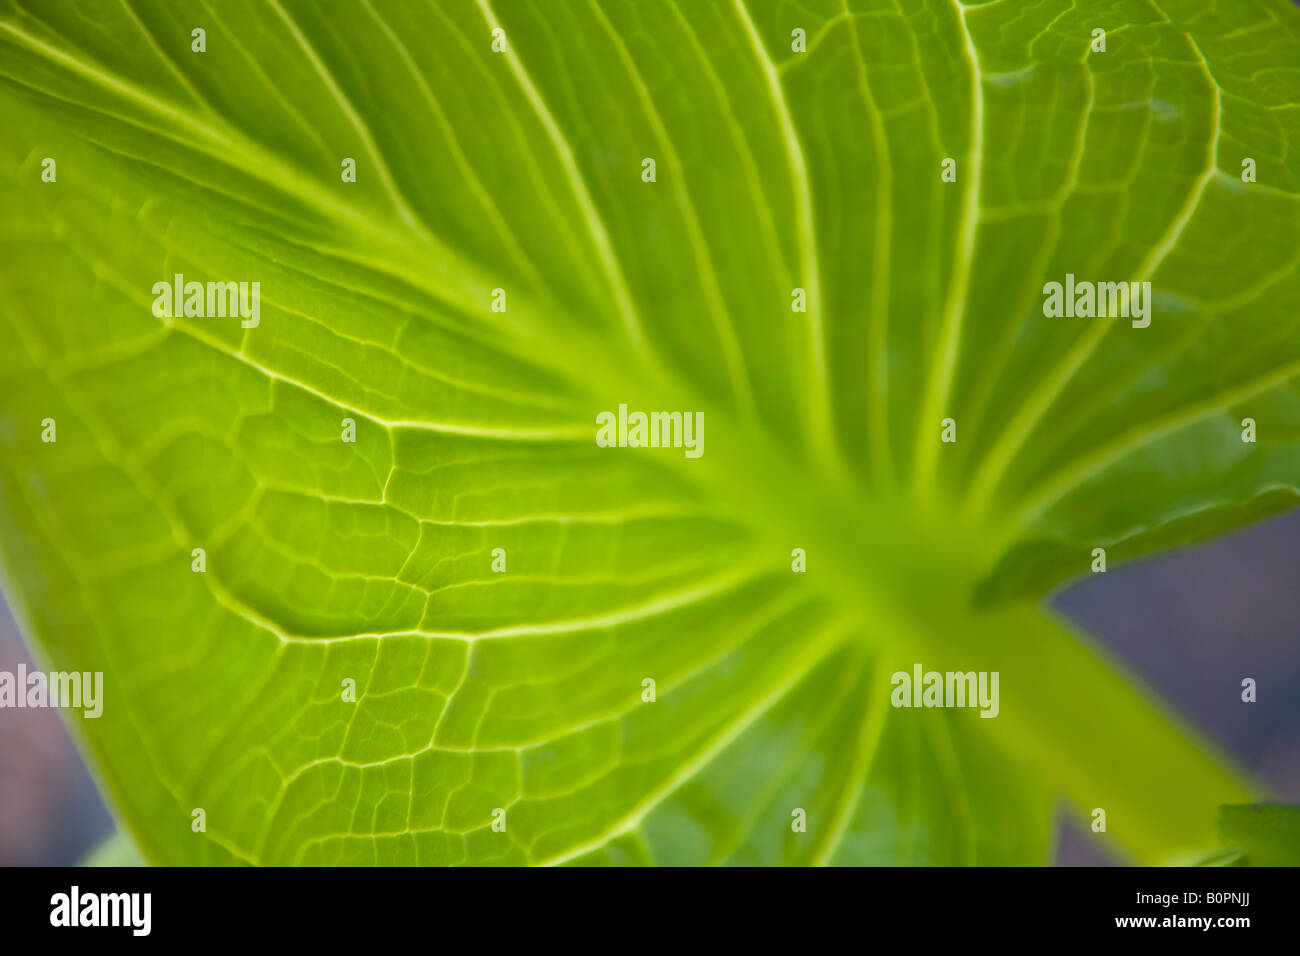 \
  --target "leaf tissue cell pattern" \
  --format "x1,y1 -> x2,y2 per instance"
0,0 -> 1296,866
